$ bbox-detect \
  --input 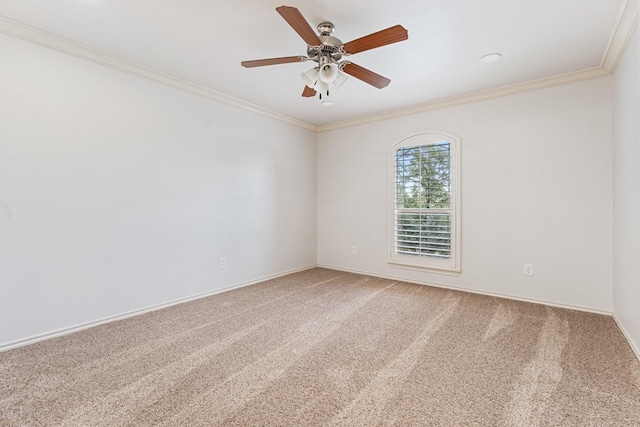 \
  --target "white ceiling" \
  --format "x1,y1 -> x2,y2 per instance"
0,0 -> 626,127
